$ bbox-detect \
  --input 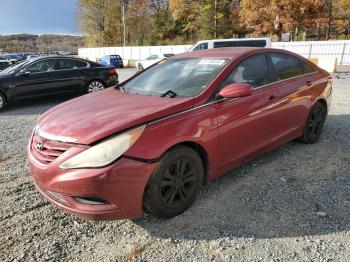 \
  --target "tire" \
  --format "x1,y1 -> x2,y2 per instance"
0,92 -> 6,112
299,102 -> 327,144
143,146 -> 204,218
86,80 -> 106,94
